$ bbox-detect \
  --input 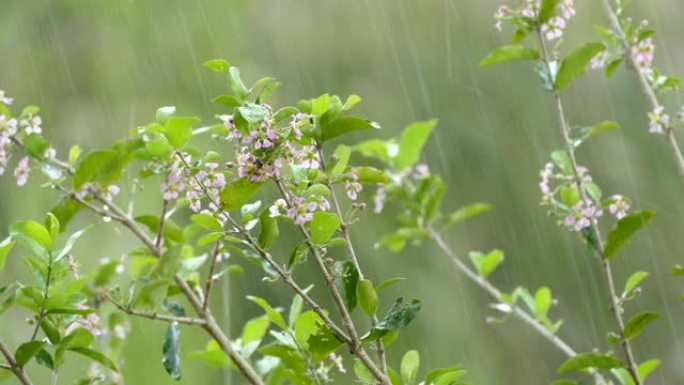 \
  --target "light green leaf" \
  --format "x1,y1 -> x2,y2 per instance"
237,103 -> 269,125
258,209 -> 279,250
342,95 -> 361,111
357,279 -> 378,316
330,145 -> 351,178
165,116 -> 199,148
220,178 -> 263,211
534,287 -> 552,319
572,121 -> 619,147
604,211 -> 655,260
445,202 -> 493,228
555,42 -> 605,91
0,238 -> 15,274
401,350 -> 420,385
56,225 -> 92,262
539,0 -> 560,24
191,214 -> 223,233
479,45 -> 540,67
623,271 -> 648,298
11,220 -> 52,251
68,348 -> 118,372
376,277 -> 405,293
321,116 -> 380,142
468,249 -> 504,278
557,352 -> 623,374
310,212 -> 341,245
228,66 -> 249,99
396,120 -> 437,170
202,59 -> 229,73
247,296 -> 287,330
352,166 -> 390,184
